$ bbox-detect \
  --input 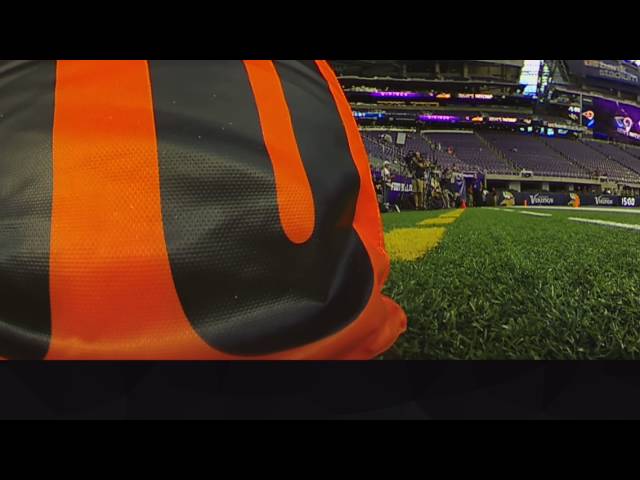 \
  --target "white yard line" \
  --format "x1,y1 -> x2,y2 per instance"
568,217 -> 640,231
518,211 -> 552,217
485,207 -> 517,213
515,206 -> 640,214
